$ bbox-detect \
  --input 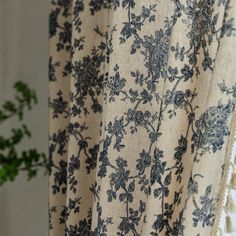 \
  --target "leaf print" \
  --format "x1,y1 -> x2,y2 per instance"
49,0 -> 236,235
164,172 -> 172,186
192,185 -> 218,228
192,101 -> 234,156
